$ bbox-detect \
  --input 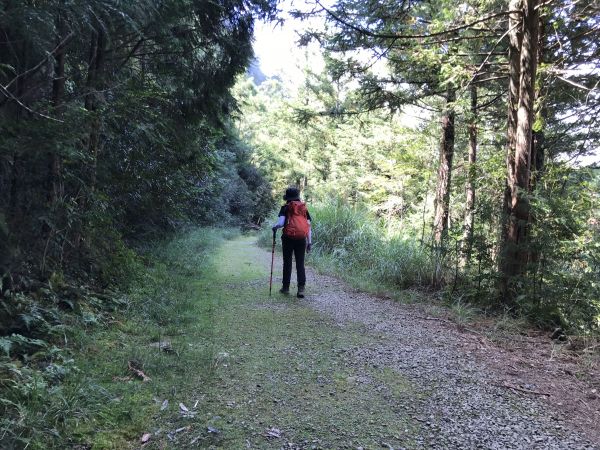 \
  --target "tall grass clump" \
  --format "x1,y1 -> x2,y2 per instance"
259,199 -> 432,290
310,201 -> 432,289
132,227 -> 231,333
